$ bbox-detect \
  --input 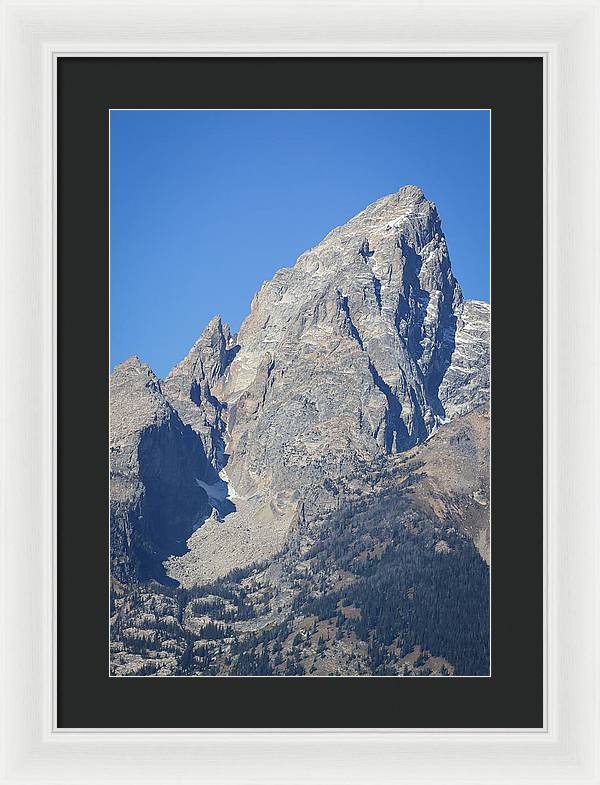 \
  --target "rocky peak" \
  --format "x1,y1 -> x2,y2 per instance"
110,356 -> 169,441
161,315 -> 237,468
164,315 -> 235,397
225,186 -> 461,397
110,356 -> 211,584
211,187 -> 476,508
